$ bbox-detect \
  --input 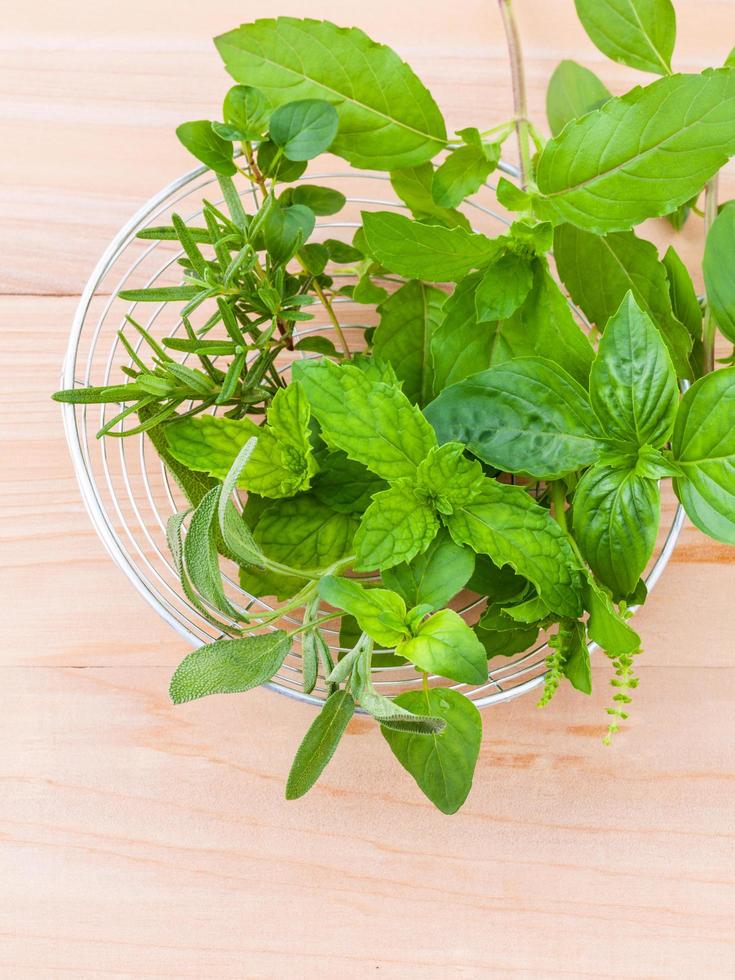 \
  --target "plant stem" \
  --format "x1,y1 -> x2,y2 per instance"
549,480 -> 568,532
498,0 -> 533,190
702,173 -> 719,374
289,612 -> 343,637
296,256 -> 351,356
